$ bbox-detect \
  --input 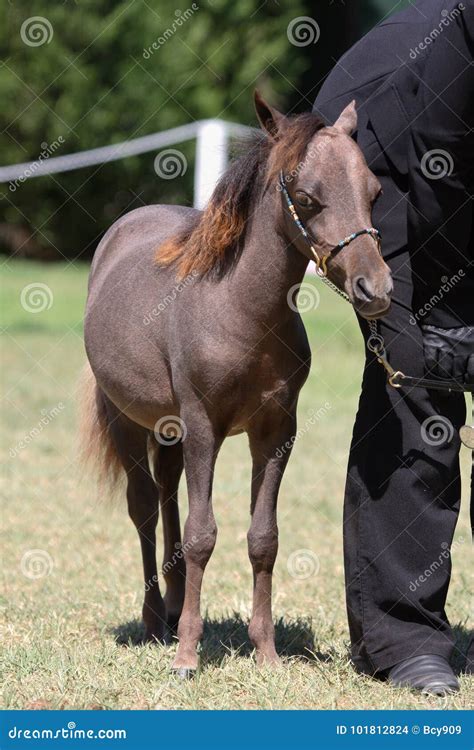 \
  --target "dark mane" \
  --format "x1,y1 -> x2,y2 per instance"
156,112 -> 326,278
